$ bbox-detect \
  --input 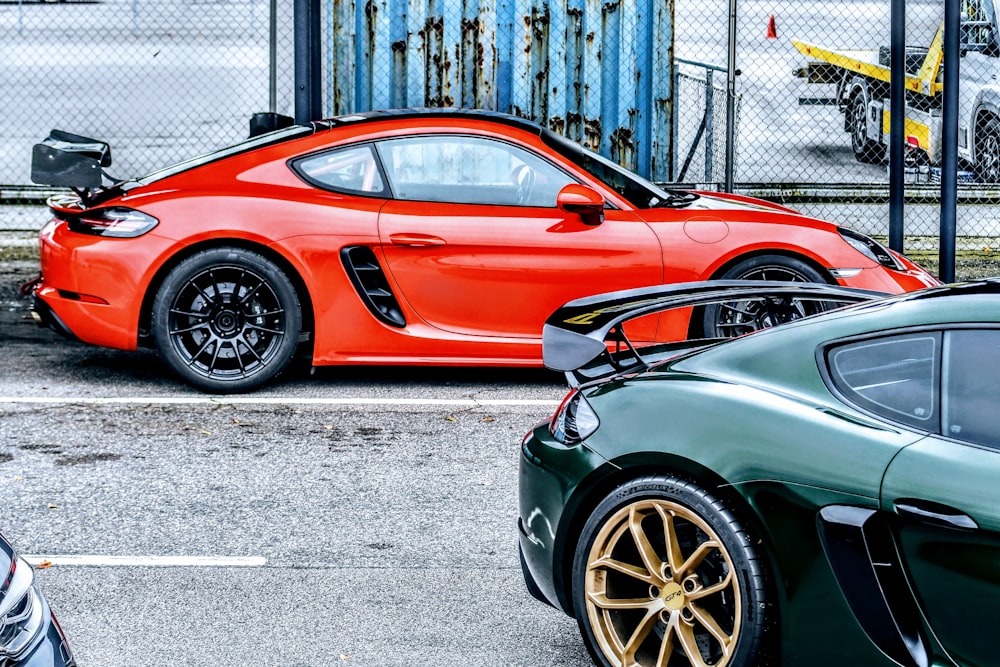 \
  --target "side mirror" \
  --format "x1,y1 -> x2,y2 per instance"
557,184 -> 606,226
